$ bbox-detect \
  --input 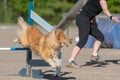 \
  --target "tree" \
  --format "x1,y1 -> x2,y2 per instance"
34,0 -> 76,25
0,0 -> 120,24
108,0 -> 120,13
